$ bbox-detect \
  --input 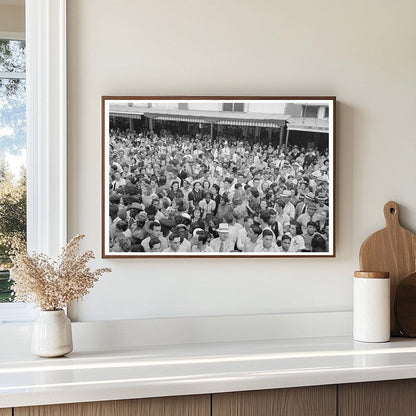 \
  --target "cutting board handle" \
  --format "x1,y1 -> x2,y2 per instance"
384,201 -> 400,228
